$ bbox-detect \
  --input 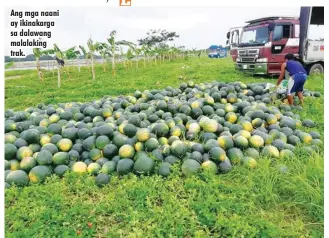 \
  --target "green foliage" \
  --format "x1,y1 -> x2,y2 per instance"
5,61 -> 14,69
5,152 -> 323,237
